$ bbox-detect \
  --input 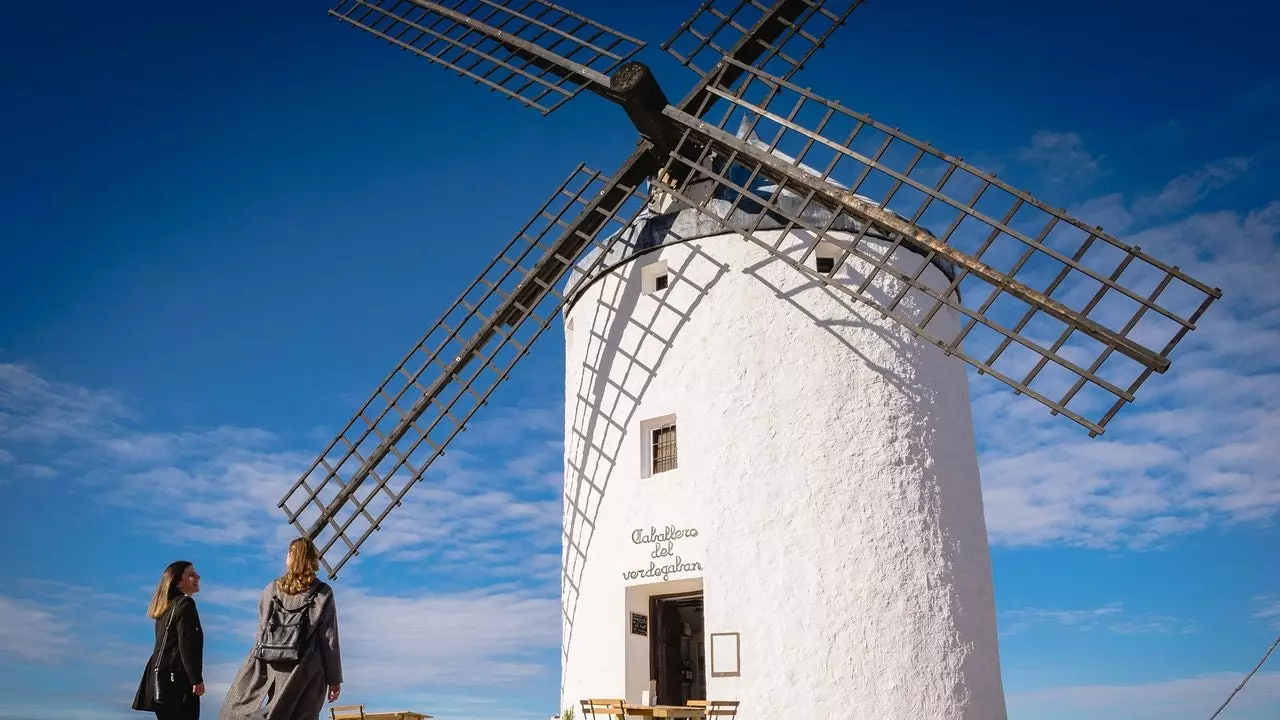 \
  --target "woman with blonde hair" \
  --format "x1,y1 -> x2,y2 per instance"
132,560 -> 205,719
219,538 -> 343,720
